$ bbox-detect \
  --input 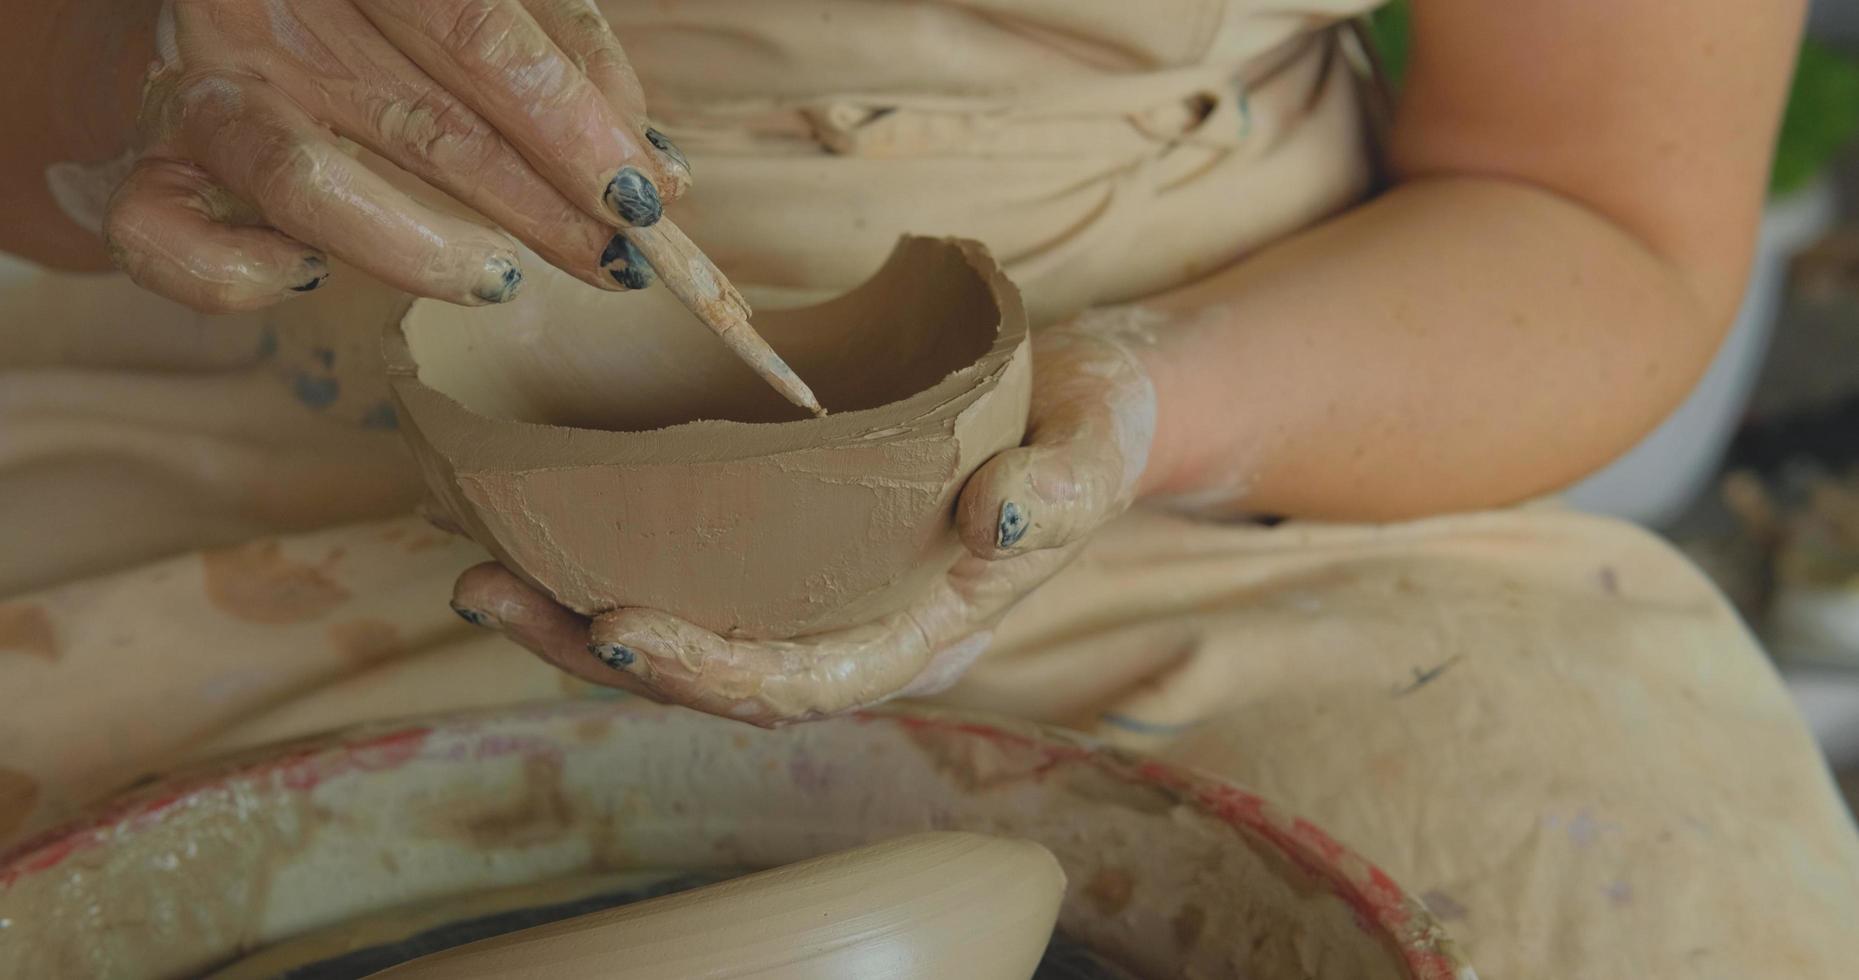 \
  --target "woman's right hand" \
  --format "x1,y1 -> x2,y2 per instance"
104,0 -> 689,312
